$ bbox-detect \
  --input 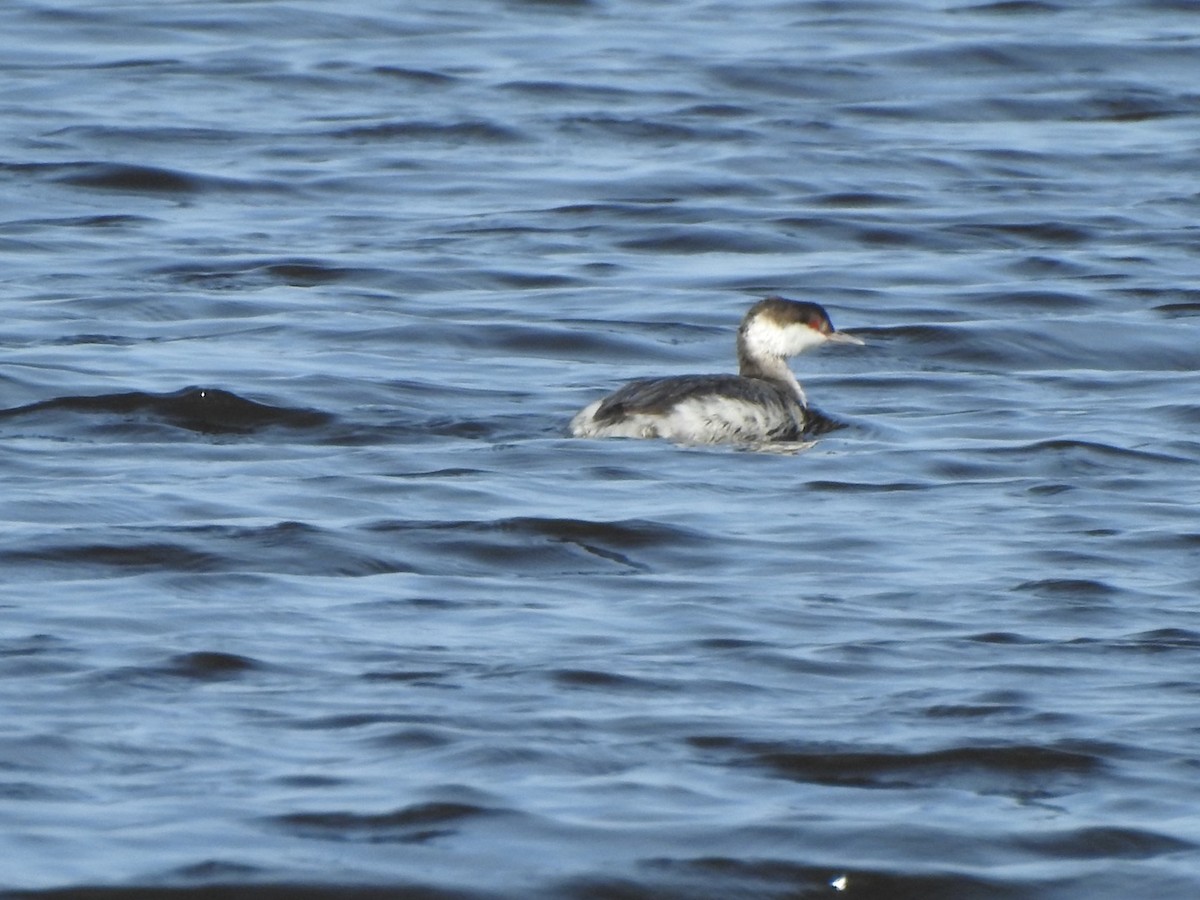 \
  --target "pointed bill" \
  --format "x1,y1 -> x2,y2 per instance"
827,330 -> 865,345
